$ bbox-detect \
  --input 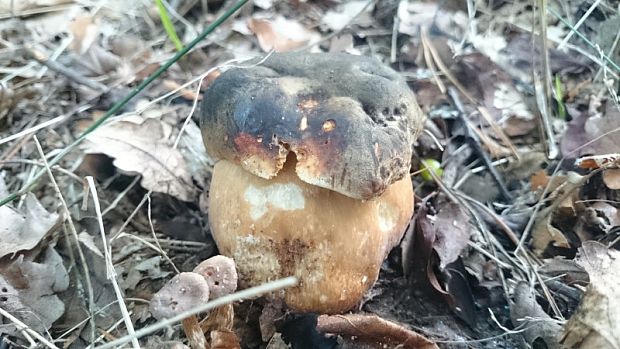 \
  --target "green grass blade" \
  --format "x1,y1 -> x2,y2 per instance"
155,0 -> 183,51
0,0 -> 249,207
554,75 -> 566,120
549,7 -> 620,73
